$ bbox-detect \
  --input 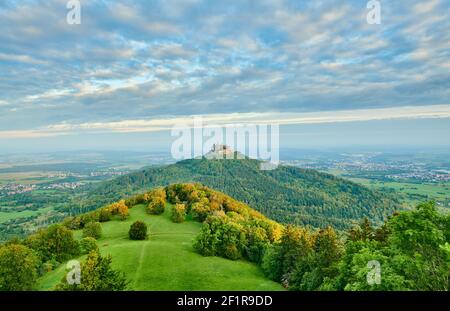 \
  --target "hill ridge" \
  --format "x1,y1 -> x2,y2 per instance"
77,157 -> 401,229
